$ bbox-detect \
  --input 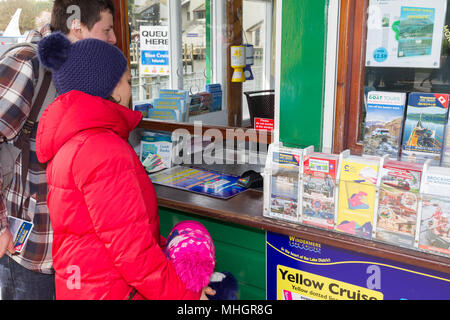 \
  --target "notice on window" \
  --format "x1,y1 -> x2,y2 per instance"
140,25 -> 170,75
365,0 -> 447,69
